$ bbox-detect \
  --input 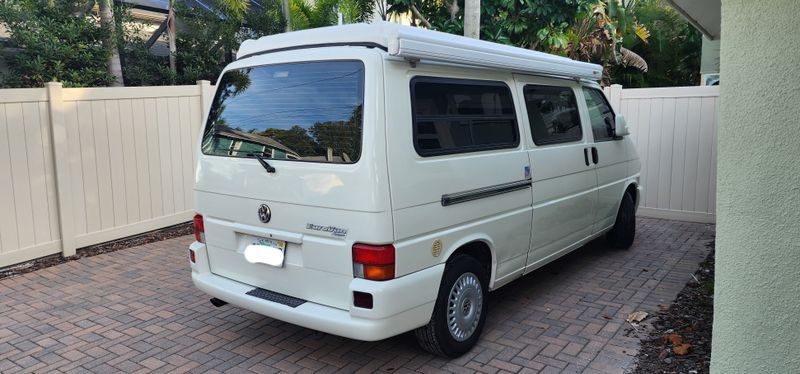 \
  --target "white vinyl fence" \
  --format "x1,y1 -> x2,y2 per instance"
0,82 -> 717,268
605,85 -> 719,224
0,82 -> 214,268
